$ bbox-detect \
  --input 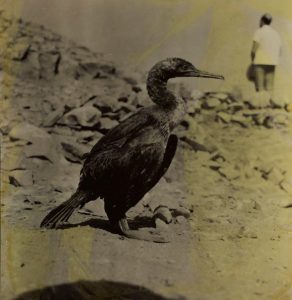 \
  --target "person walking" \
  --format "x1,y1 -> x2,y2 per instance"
251,13 -> 282,93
